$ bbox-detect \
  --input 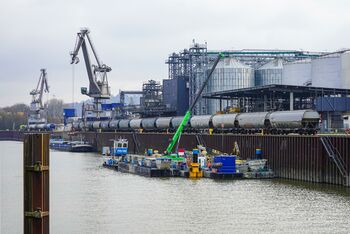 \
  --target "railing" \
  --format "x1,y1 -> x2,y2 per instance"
320,136 -> 348,184
195,133 -> 206,148
132,132 -> 141,154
